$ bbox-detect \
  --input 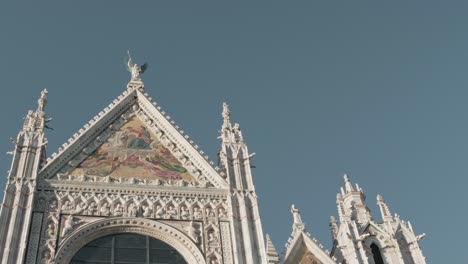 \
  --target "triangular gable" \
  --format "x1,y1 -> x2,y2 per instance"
39,88 -> 228,189
291,245 -> 324,264
283,233 -> 335,264
362,222 -> 391,239
69,116 -> 195,182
